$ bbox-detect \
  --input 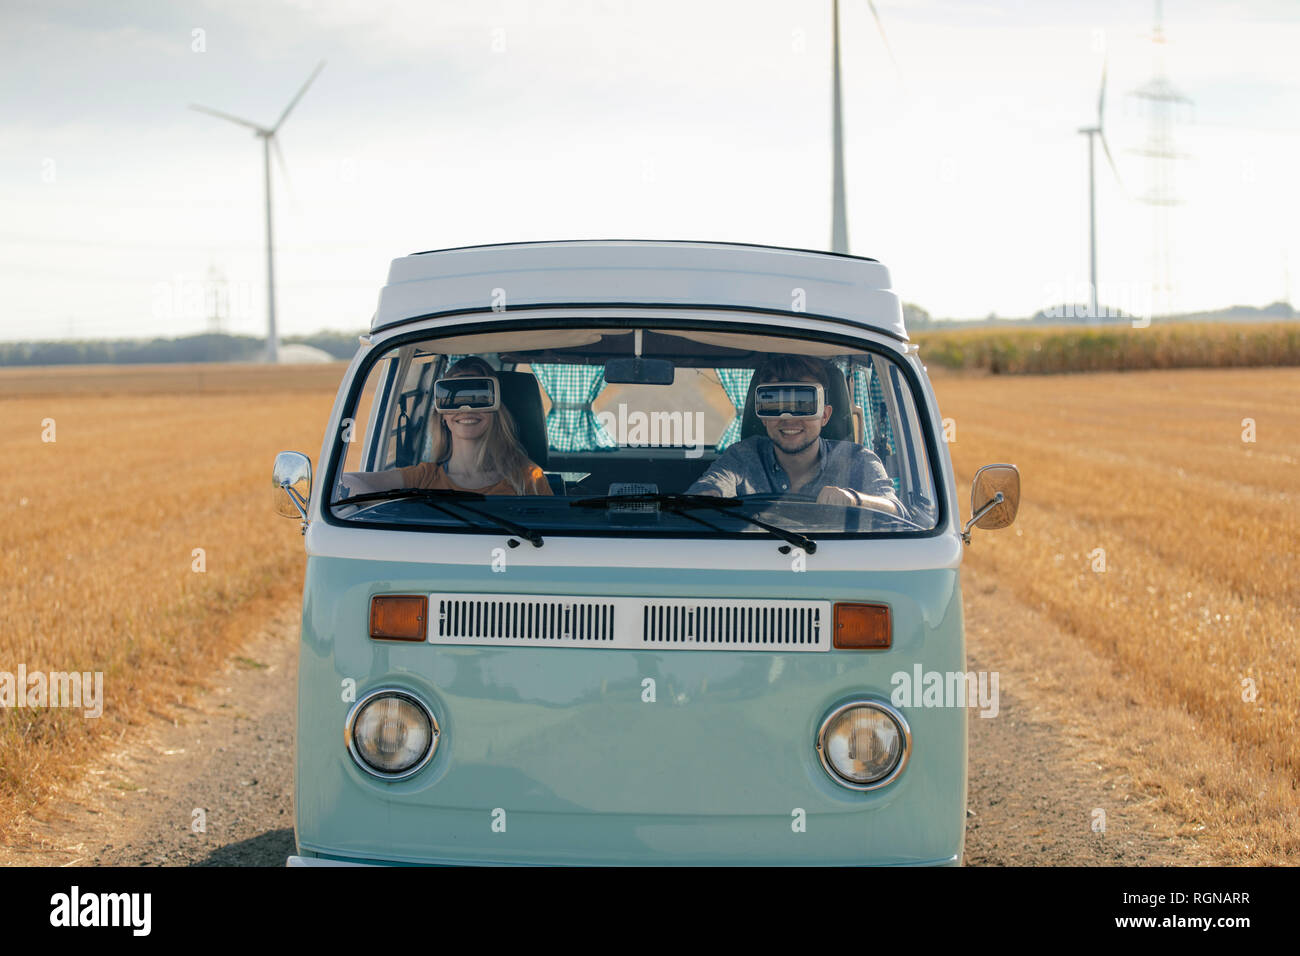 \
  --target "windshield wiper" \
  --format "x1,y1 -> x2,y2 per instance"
737,492 -> 930,532
571,493 -> 816,554
334,486 -> 486,507
333,487 -> 544,548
